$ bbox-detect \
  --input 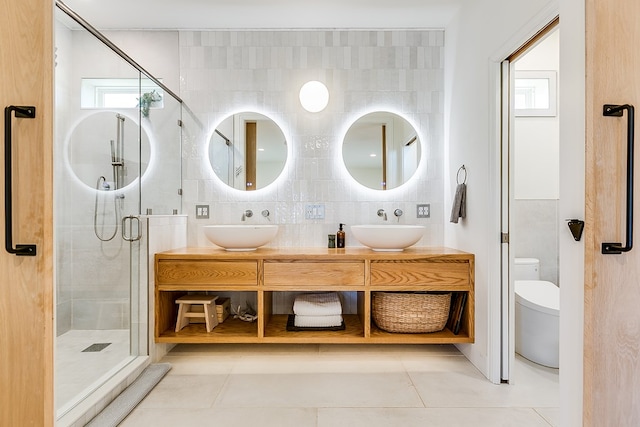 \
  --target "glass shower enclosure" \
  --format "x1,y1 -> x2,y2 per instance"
54,3 -> 182,420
